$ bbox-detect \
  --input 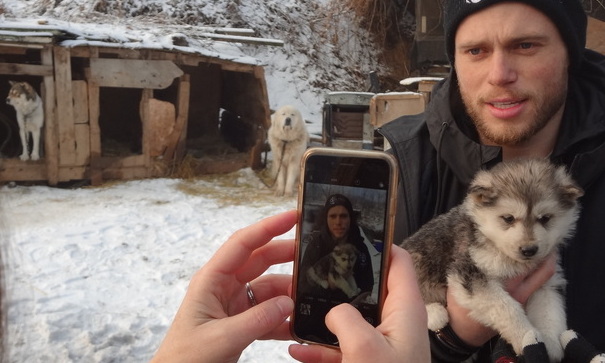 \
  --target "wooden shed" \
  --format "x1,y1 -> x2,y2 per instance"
0,21 -> 279,185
